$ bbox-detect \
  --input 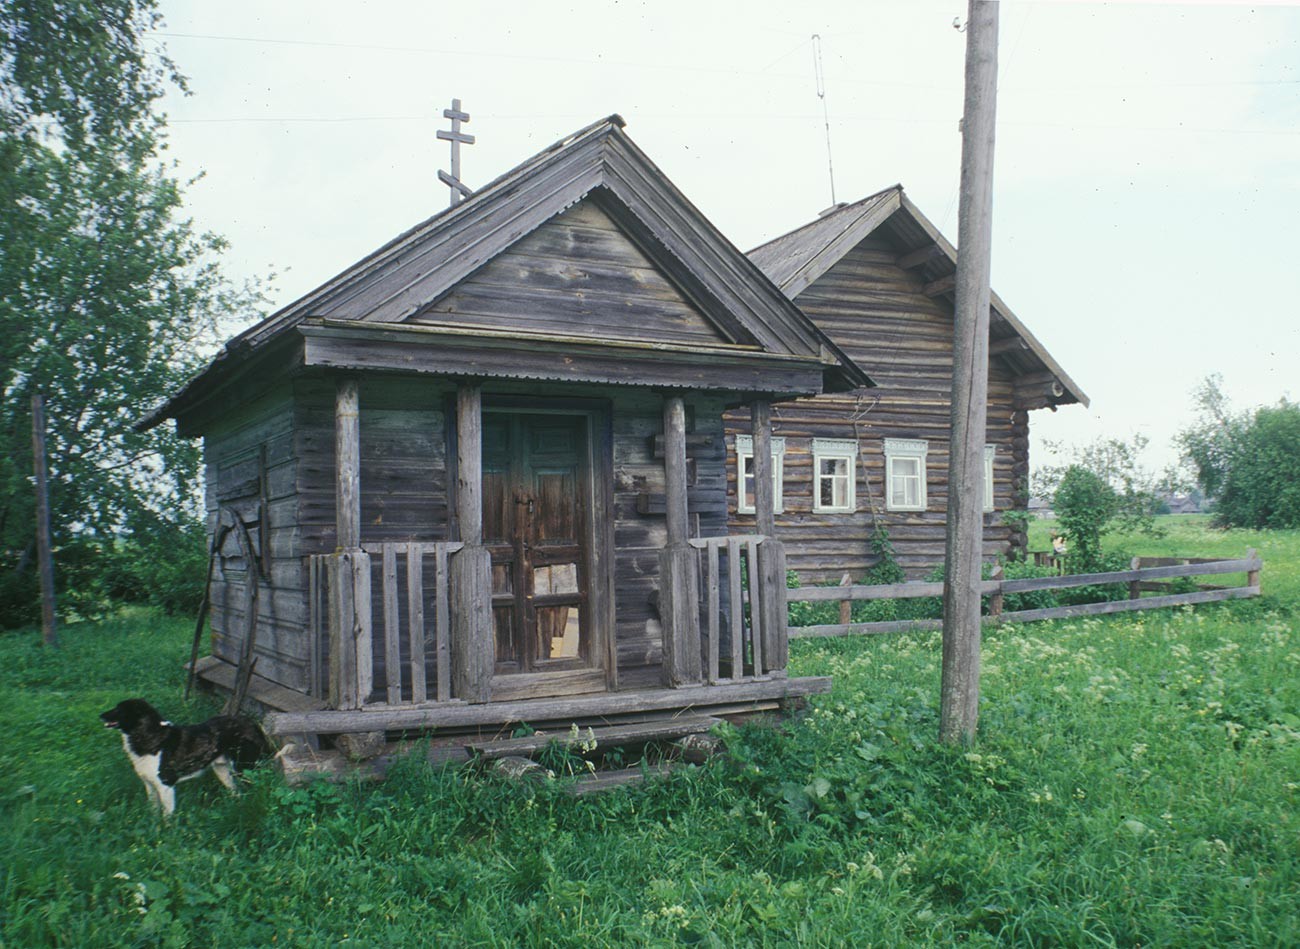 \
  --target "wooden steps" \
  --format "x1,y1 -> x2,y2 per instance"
277,714 -> 728,792
565,762 -> 678,796
465,716 -> 720,760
